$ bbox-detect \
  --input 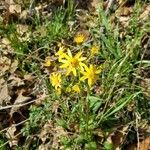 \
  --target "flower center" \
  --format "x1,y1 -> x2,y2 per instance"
54,78 -> 59,85
71,58 -> 79,67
